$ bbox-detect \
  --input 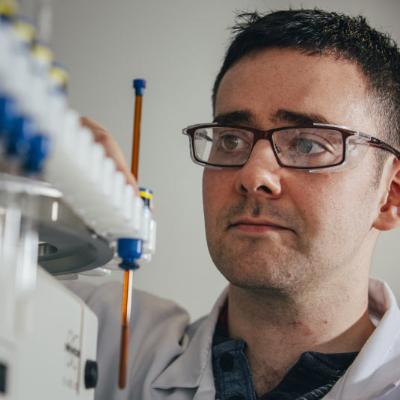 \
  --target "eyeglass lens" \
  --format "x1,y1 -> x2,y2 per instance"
193,126 -> 345,168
